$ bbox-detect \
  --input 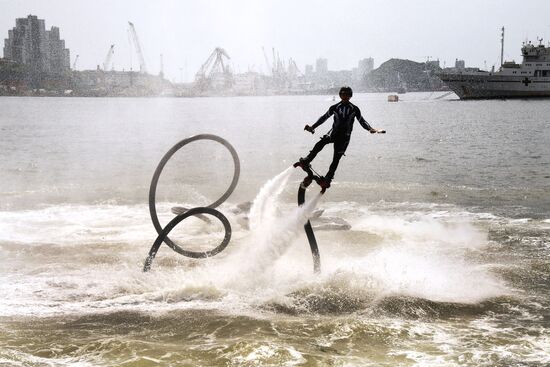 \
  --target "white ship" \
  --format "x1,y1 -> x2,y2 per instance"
437,28 -> 550,99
